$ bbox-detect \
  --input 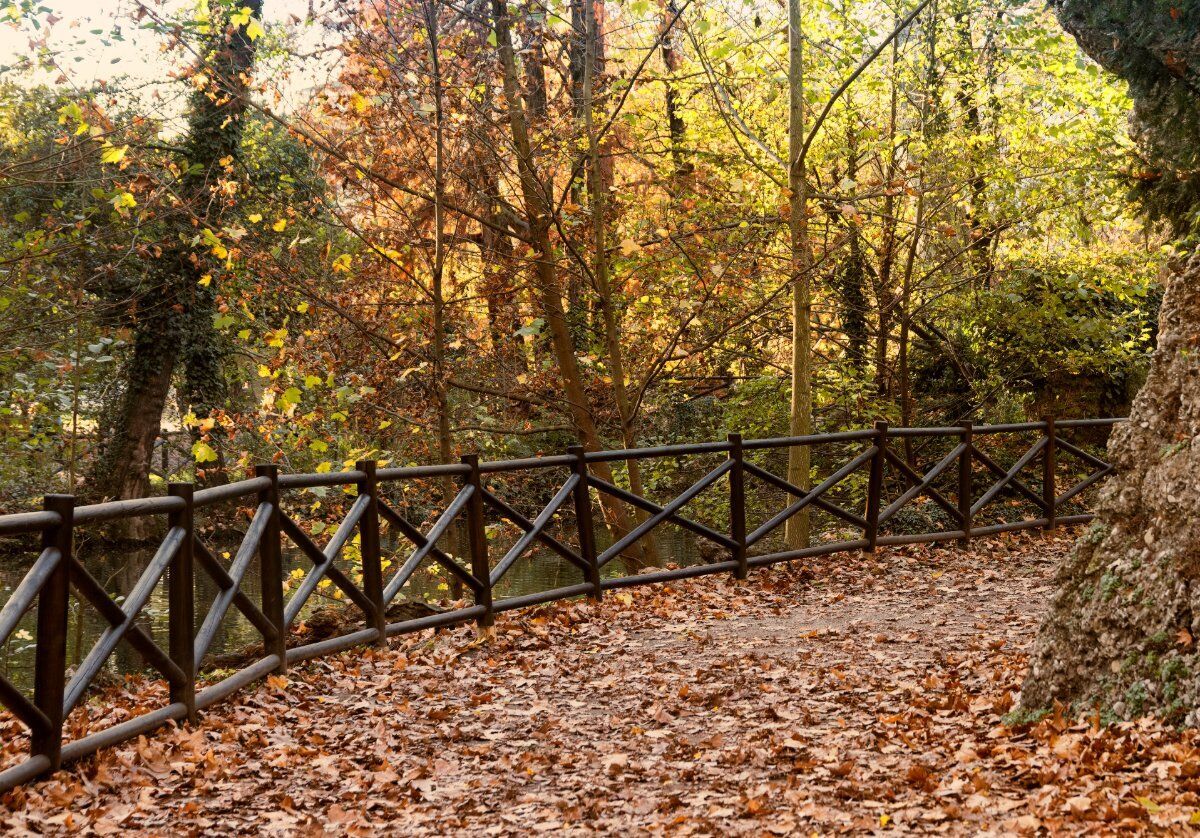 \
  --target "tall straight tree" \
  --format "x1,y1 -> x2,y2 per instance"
579,0 -> 661,564
782,0 -> 937,548
784,0 -> 814,550
490,0 -> 643,563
